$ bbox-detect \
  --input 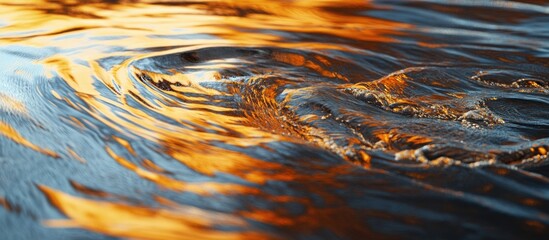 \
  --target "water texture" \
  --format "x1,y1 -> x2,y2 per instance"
1,0 -> 549,239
